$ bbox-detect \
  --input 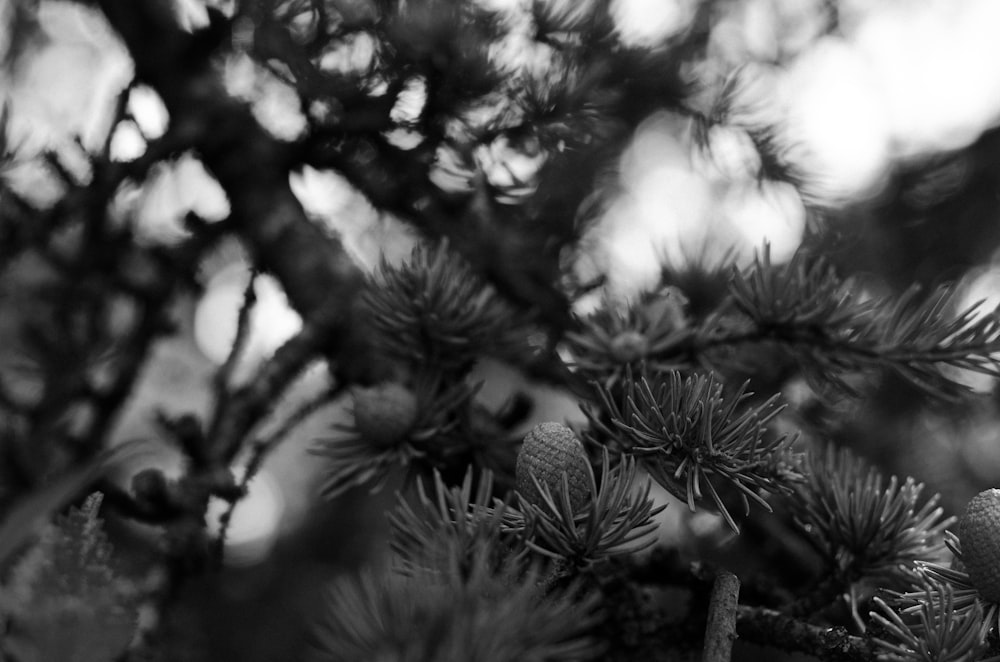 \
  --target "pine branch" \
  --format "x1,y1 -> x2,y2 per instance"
617,548 -> 878,660
312,373 -> 483,497
564,287 -> 690,388
706,245 -> 1000,397
870,584 -> 992,662
900,532 -> 1000,646
97,0 -> 373,380
388,467 -> 516,573
787,446 -> 953,592
736,605 -> 877,662
591,369 -> 800,532
364,240 -> 534,373
307,546 -> 604,662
